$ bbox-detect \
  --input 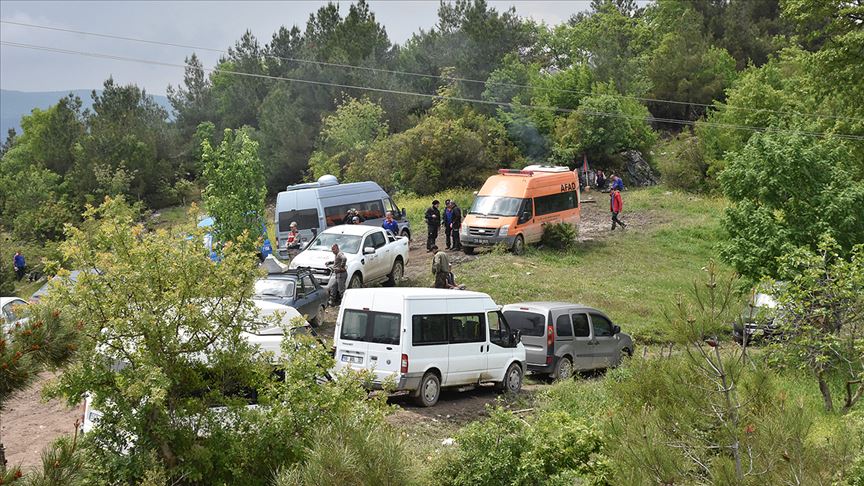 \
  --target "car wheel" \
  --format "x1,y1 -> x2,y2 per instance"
554,356 -> 573,380
387,259 -> 404,286
400,229 -> 411,241
462,246 -> 475,255
617,347 -> 632,367
413,372 -> 440,407
511,235 -> 525,255
348,273 -> 363,289
496,363 -> 523,394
